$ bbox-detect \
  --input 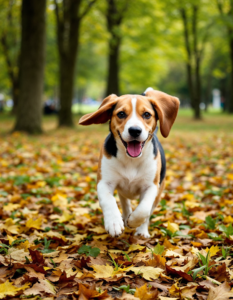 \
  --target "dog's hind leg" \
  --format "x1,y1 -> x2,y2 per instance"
118,193 -> 132,227
135,180 -> 165,238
